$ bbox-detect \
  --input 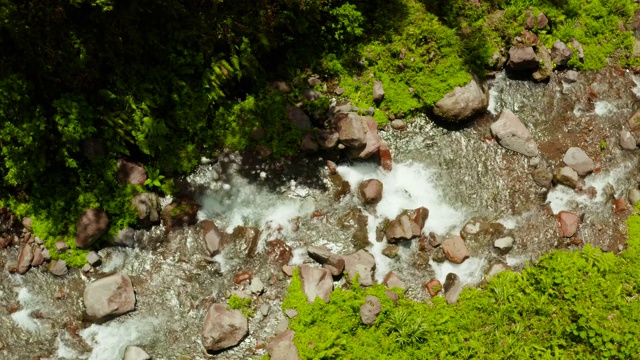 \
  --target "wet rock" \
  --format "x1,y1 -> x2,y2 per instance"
378,142 -> 393,171
298,265 -> 333,303
123,345 -> 151,360
485,262 -> 511,278
286,105 -> 311,130
507,47 -> 539,70
84,272 -> 135,321
300,132 -> 319,152
17,242 -> 34,274
554,166 -> 579,188
326,160 -> 338,175
441,236 -> 471,264
563,147 -> 595,176
317,130 -> 339,150
629,109 -> 640,131
116,159 -> 147,185
303,89 -> 322,102
620,130 -> 637,150
271,81 -> 292,94
425,279 -> 442,297
161,198 -> 200,232
202,304 -> 248,352
558,211 -> 580,237
113,227 -> 136,247
433,77 -> 488,122
335,112 -> 366,148
382,245 -> 399,258
532,167 -> 553,188
614,198 -> 629,213
267,330 -> 301,360
202,220 -> 226,257
460,219 -> 507,251
230,226 -> 260,258
307,246 -> 345,277
490,109 -> 538,157
570,39 -> 584,63
444,273 -> 462,304
131,193 -> 161,226
432,247 -> 446,263
494,236 -> 515,253
382,272 -> 405,289
256,144 -> 272,158
31,248 -> 44,267
330,173 -> 351,201
359,295 -> 382,325
250,277 -> 264,295
629,188 -> 640,206
551,40 -> 573,66
359,179 -> 383,206
342,249 -> 376,286
234,271 -> 253,285
373,81 -> 385,103
359,116 -> 383,159
385,207 -> 429,243
76,208 -> 109,248
86,251 -> 102,266
266,240 -> 293,266
55,240 -> 69,253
